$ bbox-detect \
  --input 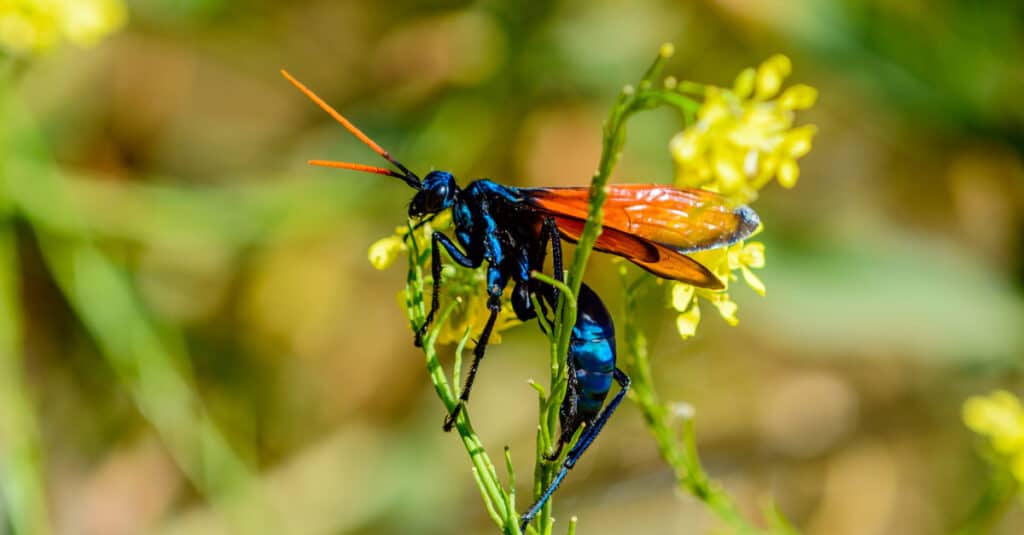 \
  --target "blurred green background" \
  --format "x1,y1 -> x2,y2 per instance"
1,0 -> 1023,534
